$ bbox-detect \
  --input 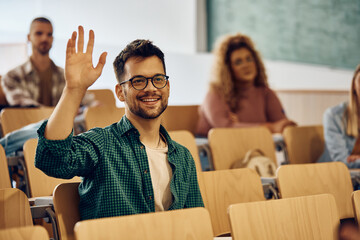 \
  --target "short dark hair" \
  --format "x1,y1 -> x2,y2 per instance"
30,17 -> 52,32
113,39 -> 166,84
